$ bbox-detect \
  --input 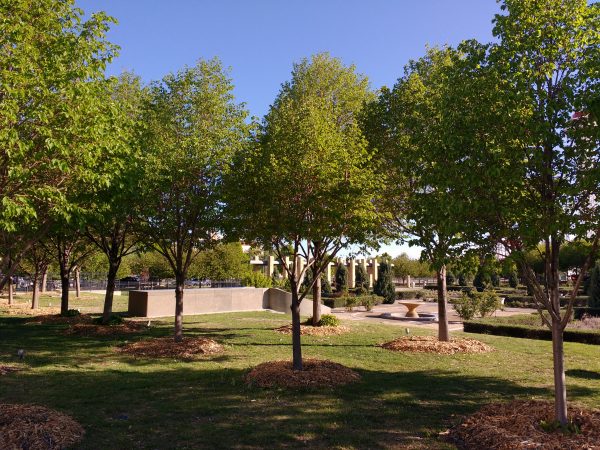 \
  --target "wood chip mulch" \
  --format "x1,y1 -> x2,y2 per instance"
448,400 -> 600,450
381,336 -> 492,354
245,359 -> 361,388
0,403 -> 84,450
117,337 -> 223,360
0,365 -> 20,376
63,321 -> 147,336
25,314 -> 93,325
274,324 -> 350,336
